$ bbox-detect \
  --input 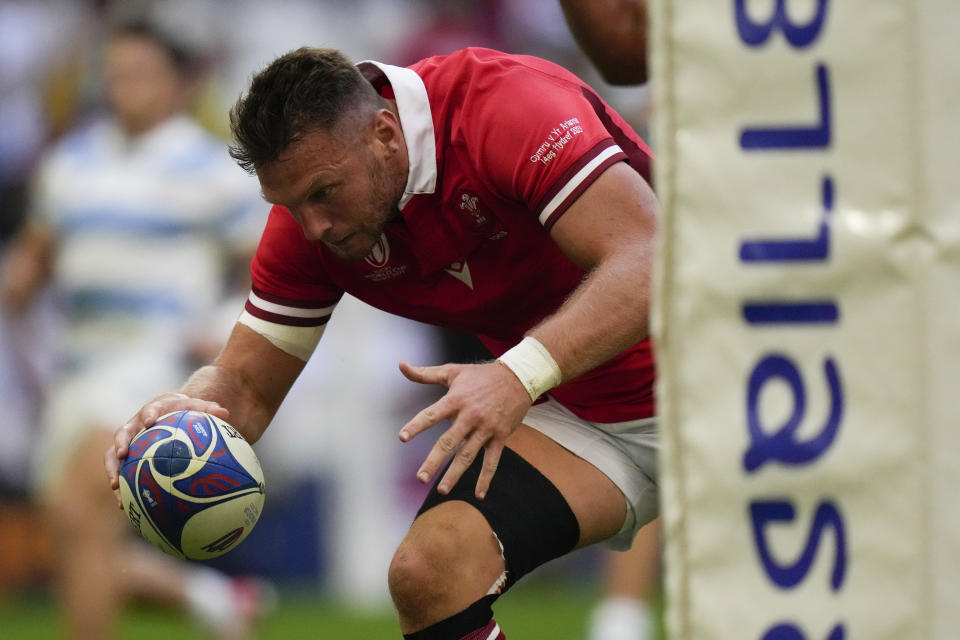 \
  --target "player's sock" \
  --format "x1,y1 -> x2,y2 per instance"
185,568 -> 275,635
456,620 -> 506,640
185,567 -> 236,631
404,620 -> 506,640
587,596 -> 652,640
403,595 -> 506,640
